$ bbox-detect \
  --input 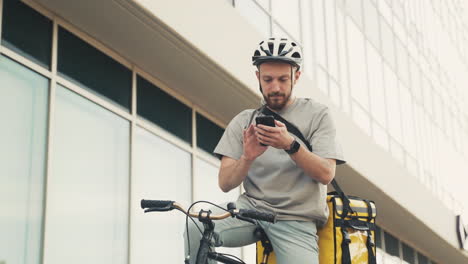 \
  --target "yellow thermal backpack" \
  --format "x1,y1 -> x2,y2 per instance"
256,191 -> 377,264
